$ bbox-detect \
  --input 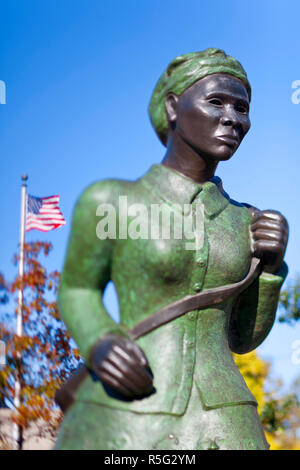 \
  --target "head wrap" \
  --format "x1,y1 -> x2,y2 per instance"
148,48 -> 251,146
